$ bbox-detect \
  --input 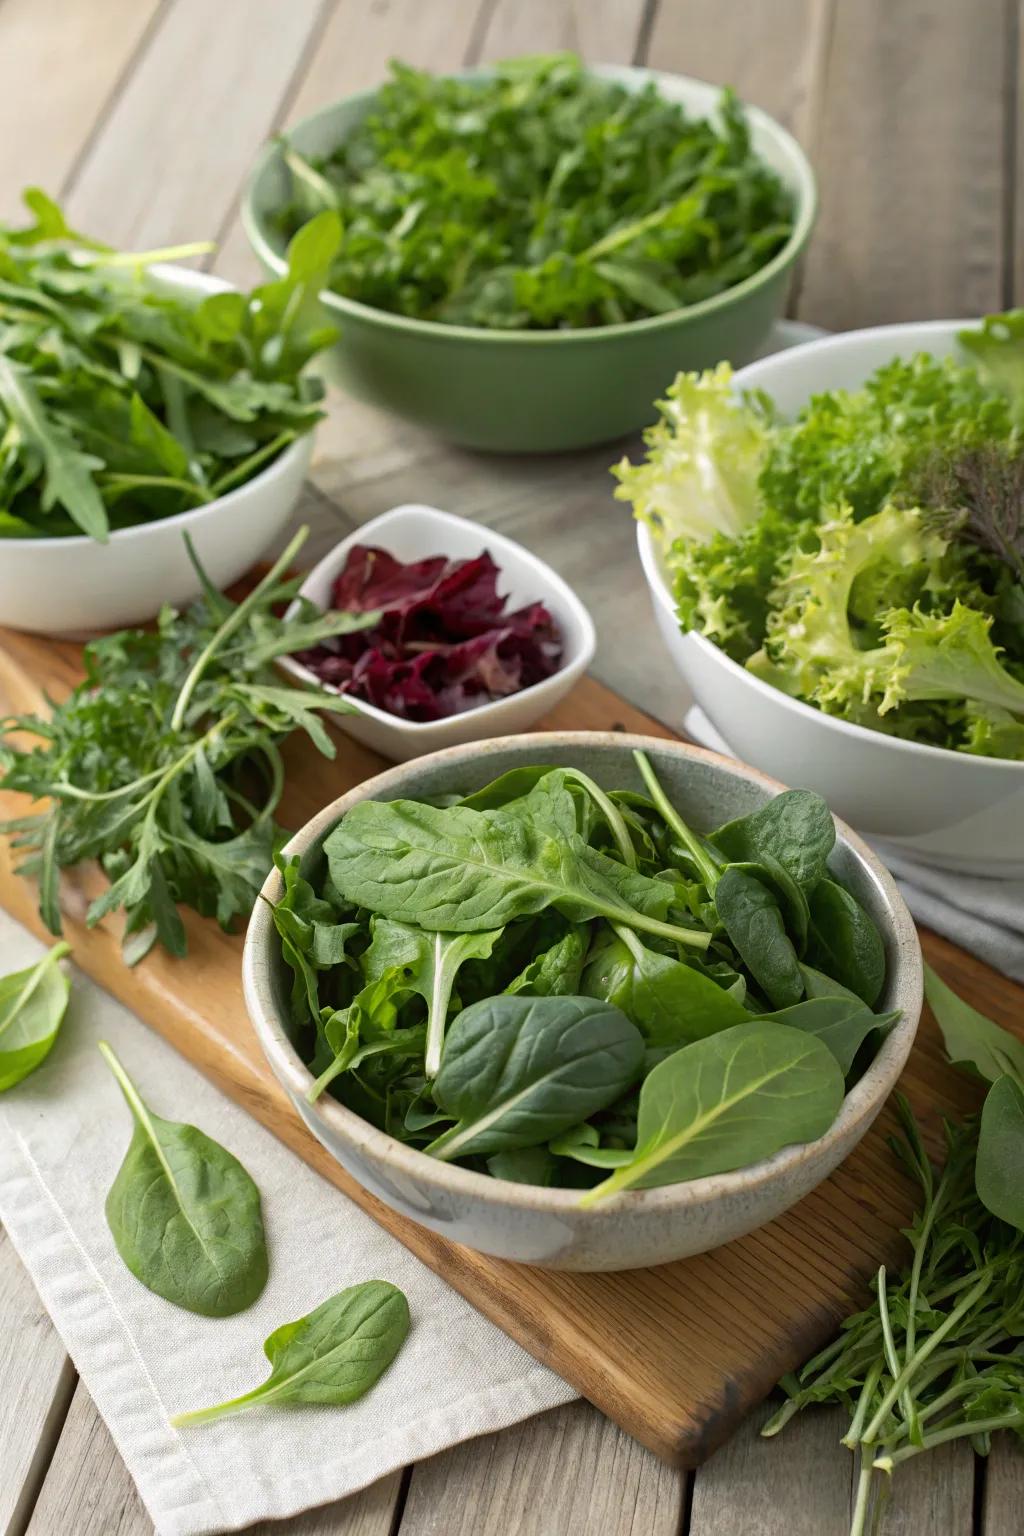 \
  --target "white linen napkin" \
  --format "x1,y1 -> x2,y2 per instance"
0,913 -> 575,1536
